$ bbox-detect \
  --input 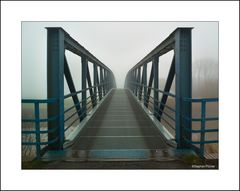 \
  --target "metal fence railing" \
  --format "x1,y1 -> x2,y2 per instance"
182,98 -> 218,158
126,81 -> 219,159
22,99 -> 58,160
22,82 -> 114,161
